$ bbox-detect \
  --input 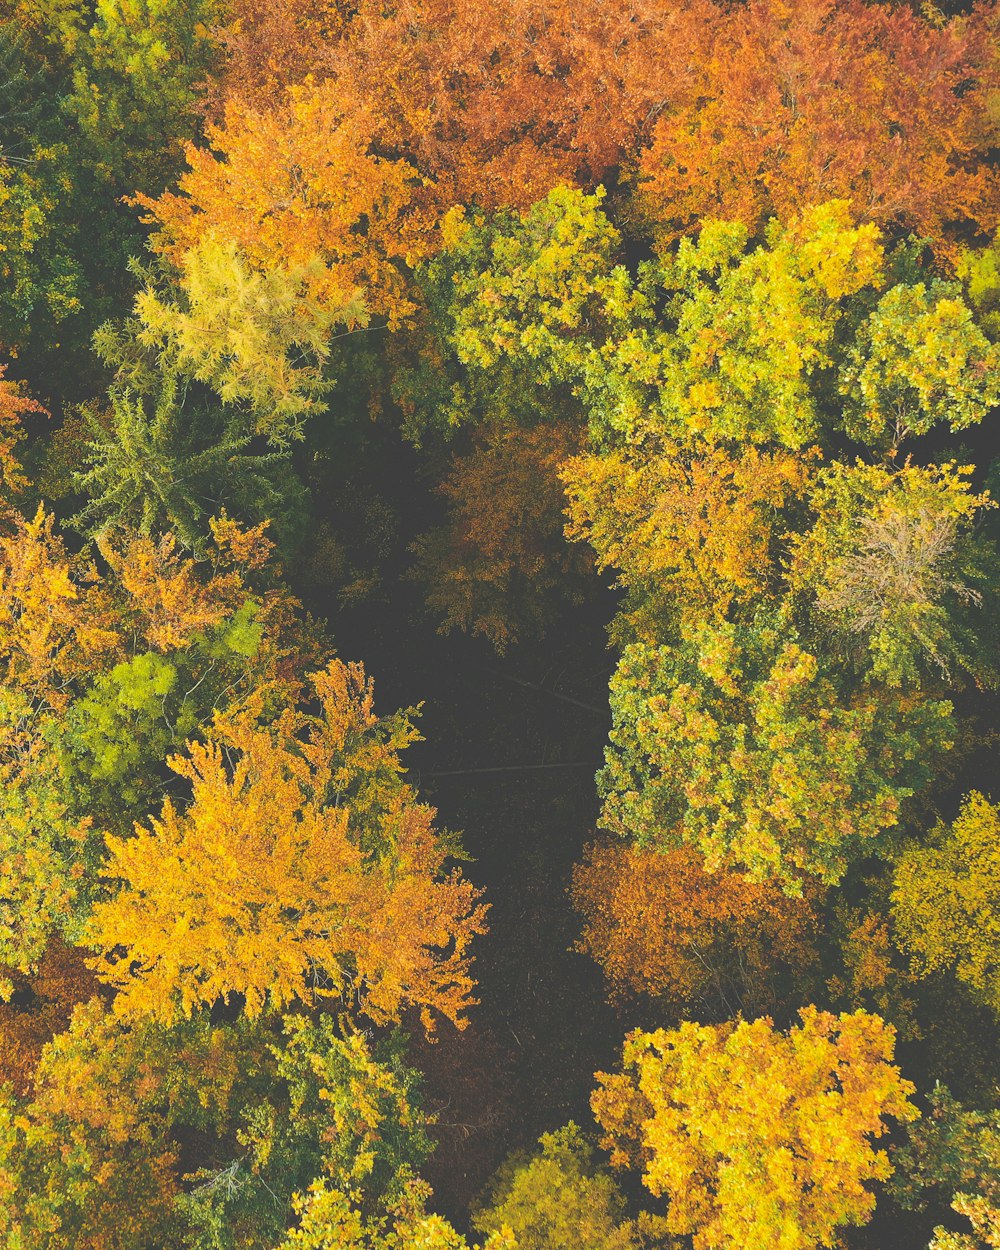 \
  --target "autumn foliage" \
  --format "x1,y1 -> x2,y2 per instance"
633,0 -> 1000,247
87,660 -> 487,1026
571,842 -> 819,1011
2,0 -> 999,1243
593,1009 -> 918,1250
